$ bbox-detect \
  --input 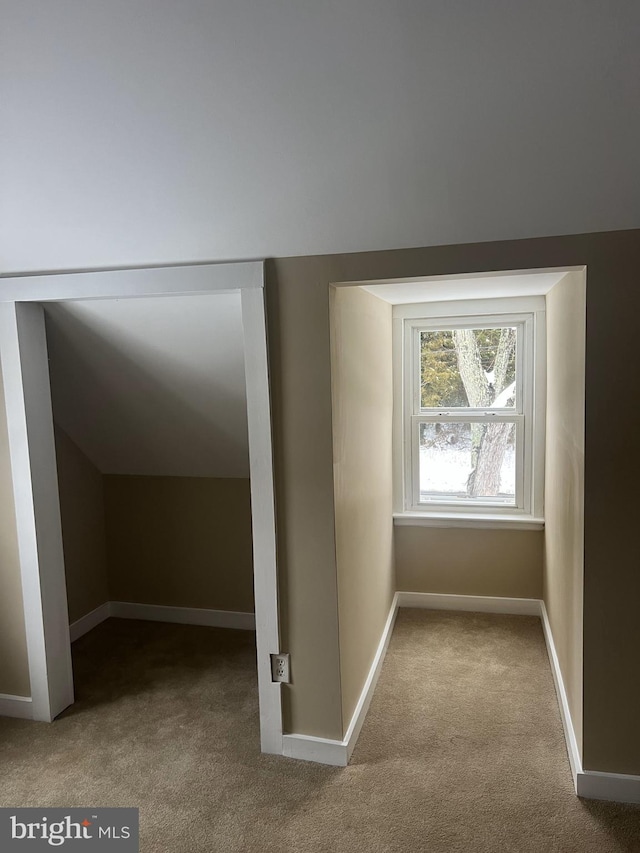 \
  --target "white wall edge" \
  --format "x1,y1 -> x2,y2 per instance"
282,733 -> 348,767
69,602 -> 111,642
109,602 -> 256,631
397,591 -> 542,616
334,266 -> 586,292
0,693 -> 33,720
343,593 -> 399,760
390,295 -> 548,318
539,600 -> 581,788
